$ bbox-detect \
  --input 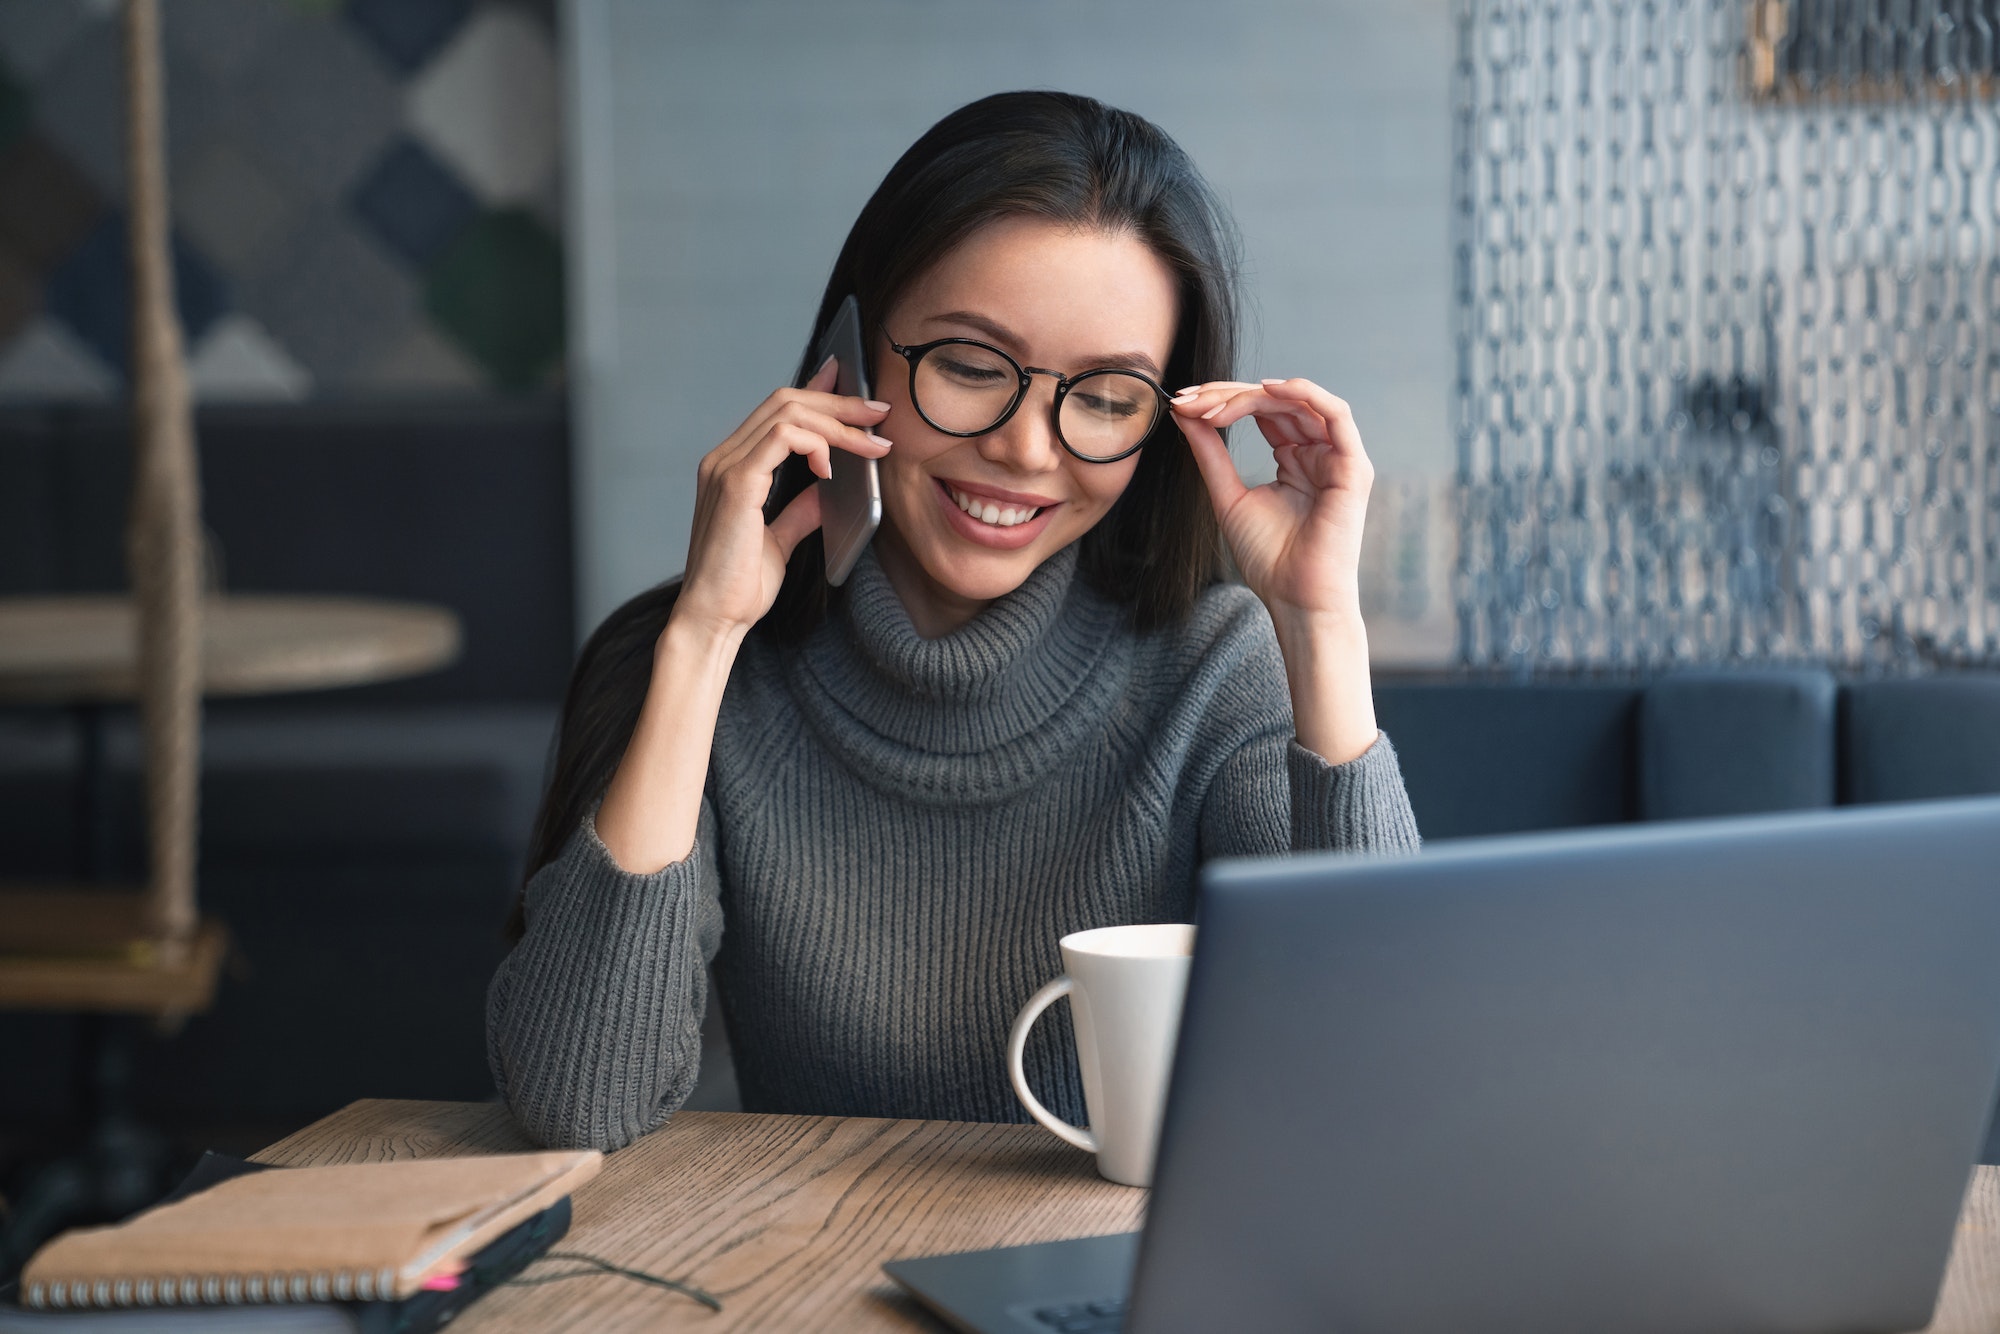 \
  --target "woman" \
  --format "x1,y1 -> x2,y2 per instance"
489,91 -> 1421,1152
